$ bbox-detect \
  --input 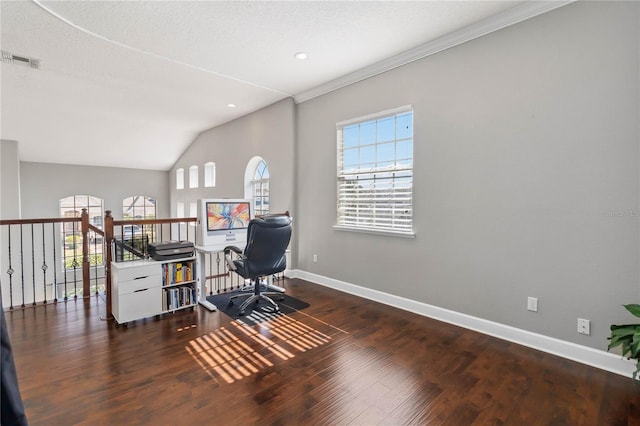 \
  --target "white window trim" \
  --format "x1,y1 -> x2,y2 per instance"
333,224 -> 415,238
244,156 -> 270,216
336,105 -> 414,237
336,105 -> 412,128
189,165 -> 199,189
176,168 -> 184,190
204,162 -> 216,187
122,195 -> 156,220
